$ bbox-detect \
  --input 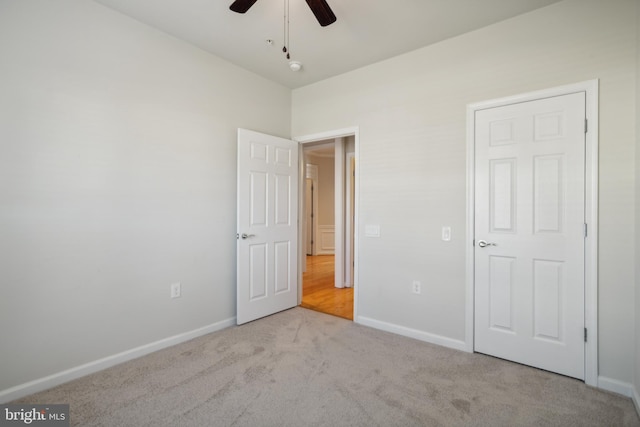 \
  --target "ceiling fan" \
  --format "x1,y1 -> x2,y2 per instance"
230,0 -> 337,27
